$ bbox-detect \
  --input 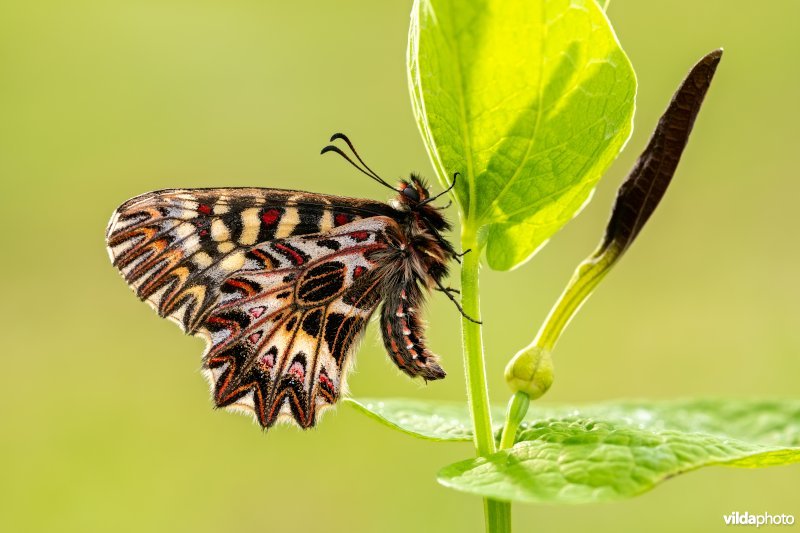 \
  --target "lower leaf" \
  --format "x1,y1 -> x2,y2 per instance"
438,401 -> 800,504
349,397 -> 800,504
